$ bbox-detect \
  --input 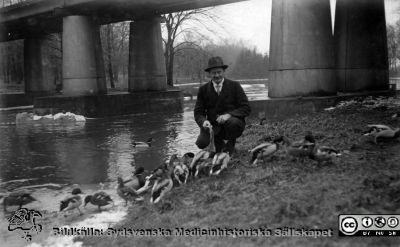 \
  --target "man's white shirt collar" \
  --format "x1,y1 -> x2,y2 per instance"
212,78 -> 224,93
